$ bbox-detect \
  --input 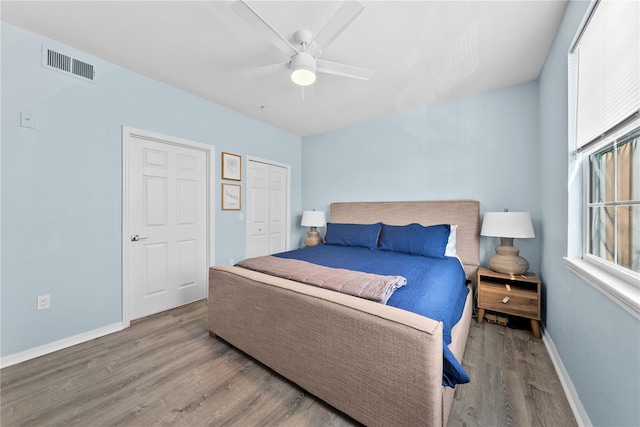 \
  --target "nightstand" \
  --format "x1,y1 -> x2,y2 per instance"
476,267 -> 541,338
